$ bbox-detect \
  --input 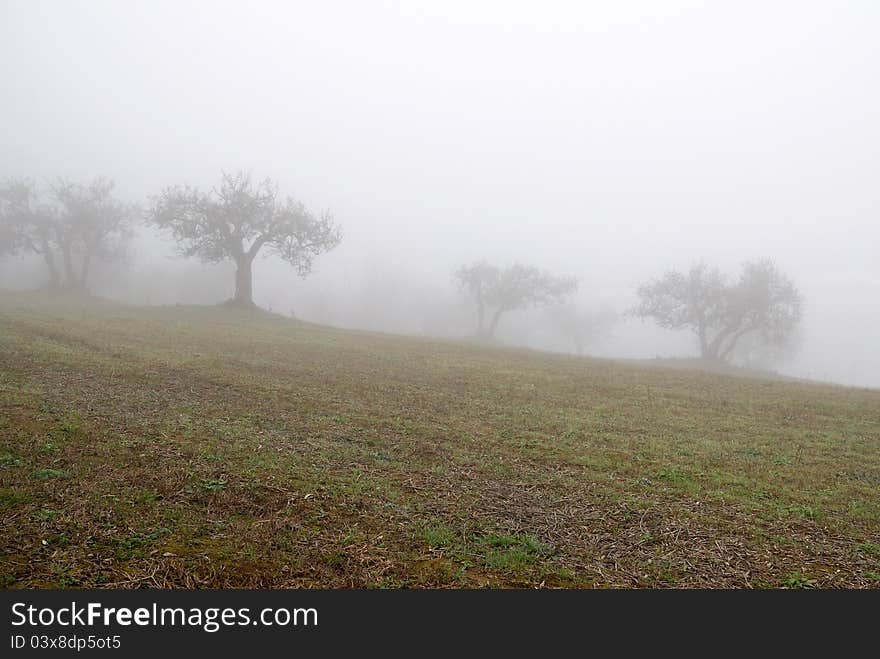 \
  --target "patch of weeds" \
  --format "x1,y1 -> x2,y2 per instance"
32,468 -> 72,480
783,504 -> 820,519
195,478 -> 227,492
45,533 -> 71,547
55,573 -> 78,588
136,489 -> 160,504
482,533 -> 550,571
656,468 -> 689,483
115,528 -> 171,559
377,576 -> 408,589
546,566 -> 577,584
48,417 -> 82,441
655,468 -> 703,496
33,509 -> 61,521
369,451 -> 394,464
38,401 -> 57,417
0,453 -> 23,468
781,572 -> 816,589
855,541 -> 880,558
247,453 -> 285,471
323,551 -> 346,567
848,500 -> 879,520
0,488 -> 33,508
121,436 -> 151,449
420,525 -> 455,549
